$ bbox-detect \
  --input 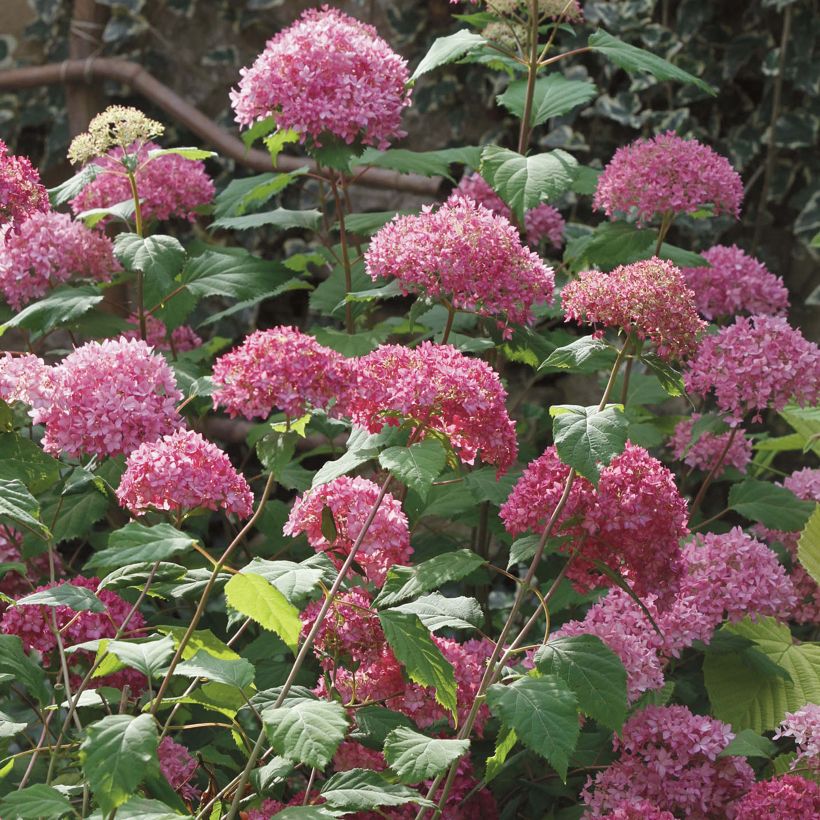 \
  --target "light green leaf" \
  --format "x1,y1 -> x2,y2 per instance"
728,480 -> 816,531
379,440 -> 447,502
263,697 -> 349,769
158,626 -> 241,662
780,404 -> 820,456
95,636 -> 175,680
320,769 -> 432,811
79,714 -> 159,814
211,207 -> 321,232
539,337 -> 616,373
485,725 -> 517,783
76,199 -> 135,228
18,583 -> 104,613
243,555 -> 333,604
411,30 -> 486,81
148,146 -> 216,161
798,505 -> 820,585
719,728 -> 778,759
551,404 -> 628,483
0,479 -> 49,538
486,675 -> 579,781
534,635 -> 627,730
87,522 -> 196,569
391,593 -> 482,633
0,785 -> 73,819
0,285 -> 103,338
311,427 -> 382,487
225,572 -> 302,652
175,650 -> 255,691
384,727 -> 469,783
497,76 -> 598,126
